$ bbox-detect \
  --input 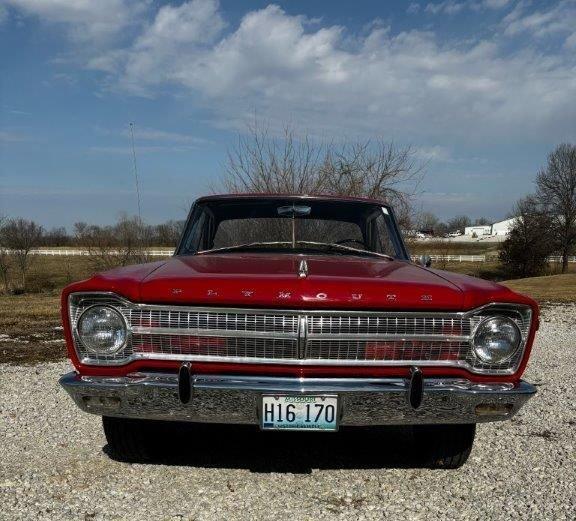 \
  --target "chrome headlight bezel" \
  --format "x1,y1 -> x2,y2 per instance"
472,315 -> 522,364
76,304 -> 129,355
